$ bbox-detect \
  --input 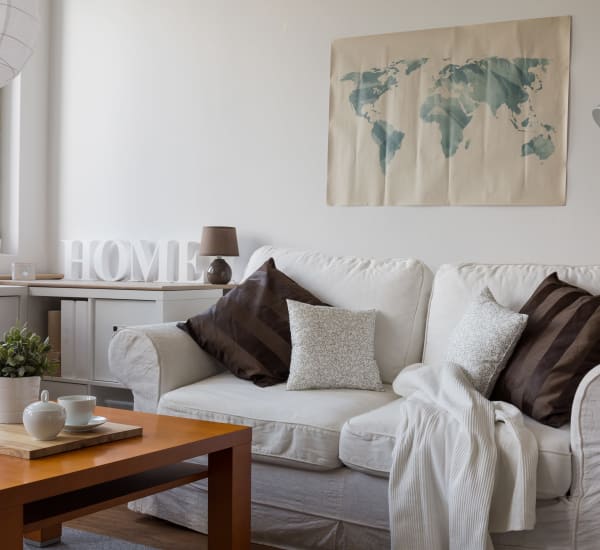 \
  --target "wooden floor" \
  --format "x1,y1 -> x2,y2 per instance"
66,504 -> 273,550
